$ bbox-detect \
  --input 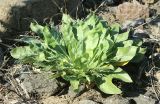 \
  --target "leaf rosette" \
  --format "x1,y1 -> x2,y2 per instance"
10,13 -> 146,94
